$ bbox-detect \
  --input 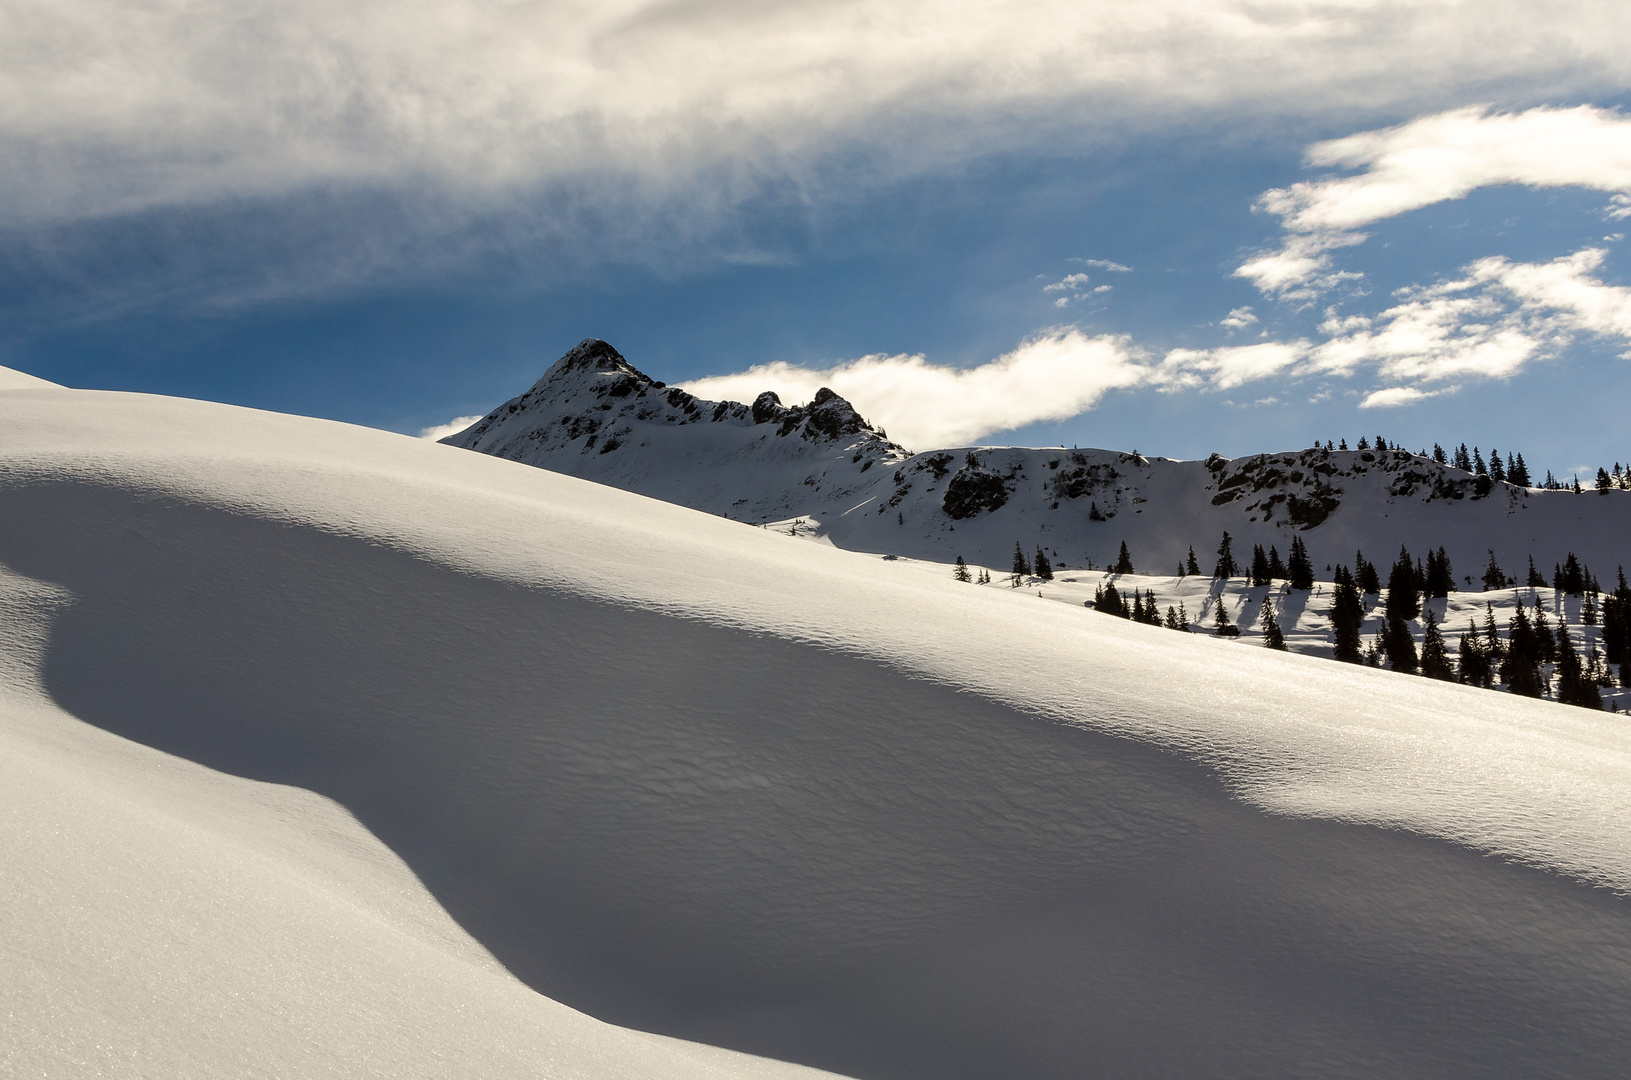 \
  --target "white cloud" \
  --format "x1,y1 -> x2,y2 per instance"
1219,306 -> 1259,329
1234,231 -> 1367,297
679,241 -> 1631,442
1045,271 -> 1100,306
1093,284 -> 1113,293
1473,246 -> 1631,338
1359,386 -> 1434,408
1043,273 -> 1091,293
1240,105 -> 1631,295
679,329 -> 1147,448
418,415 -> 484,441
7,3 -> 1631,229
1304,246 -> 1631,386
1156,341 -> 1310,391
1079,259 -> 1132,272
